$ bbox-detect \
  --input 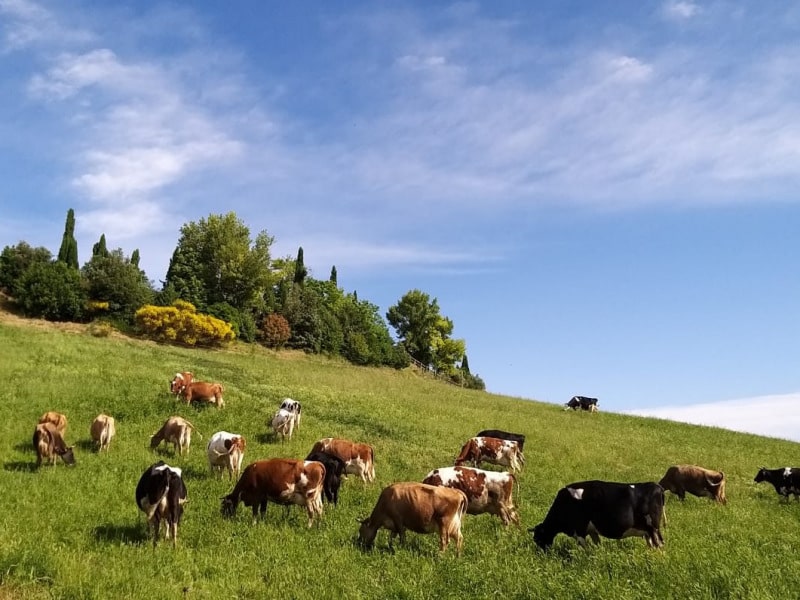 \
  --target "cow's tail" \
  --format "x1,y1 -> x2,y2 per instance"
184,419 -> 202,440
368,446 -> 376,482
